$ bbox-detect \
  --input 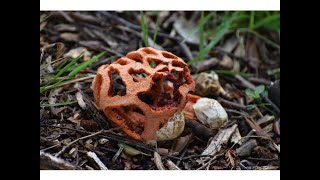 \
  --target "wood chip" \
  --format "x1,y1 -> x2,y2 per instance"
86,151 -> 108,170
230,127 -> 242,145
153,152 -> 166,170
40,151 -> 79,170
165,159 -> 181,170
